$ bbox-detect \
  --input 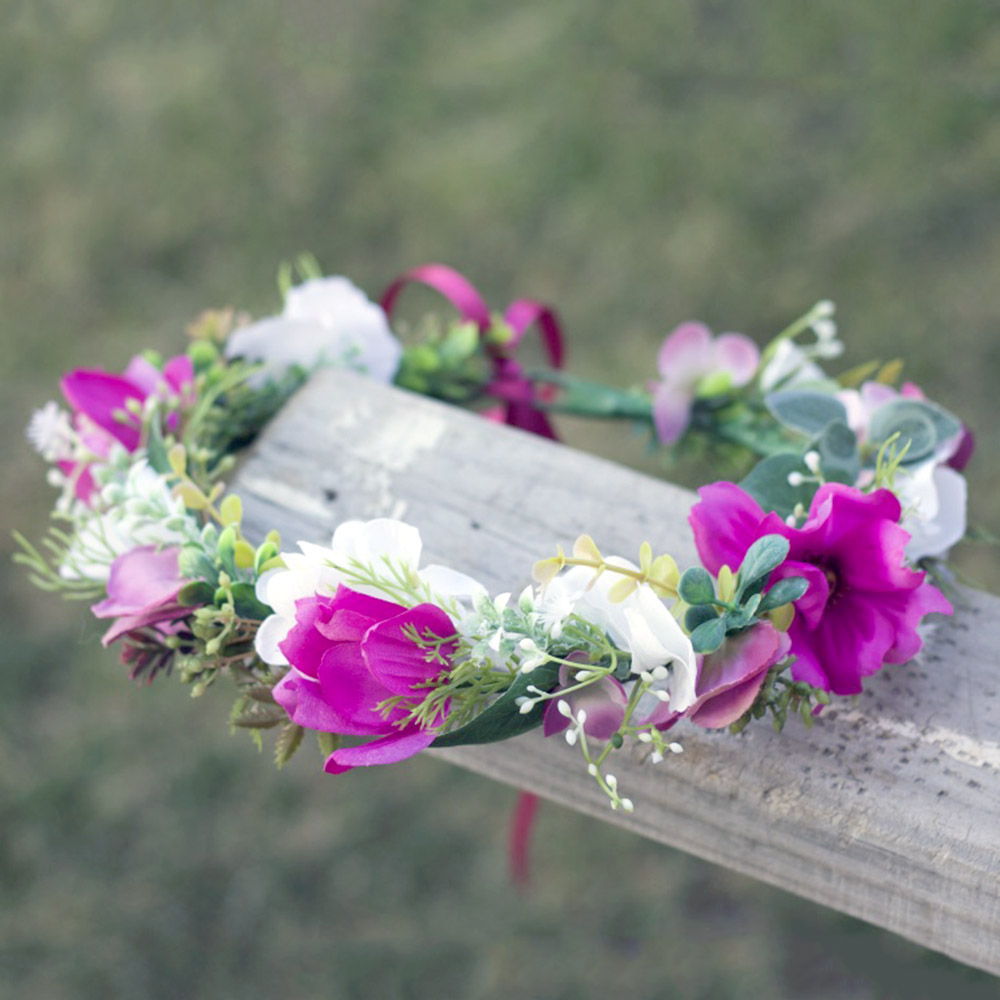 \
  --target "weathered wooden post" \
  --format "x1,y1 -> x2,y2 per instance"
236,368 -> 1000,976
